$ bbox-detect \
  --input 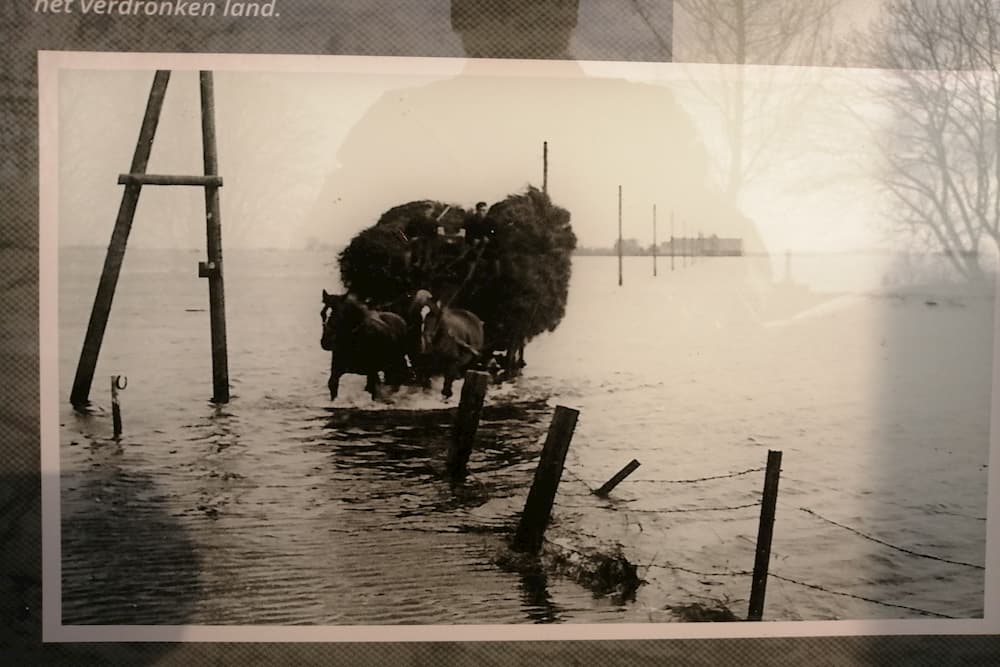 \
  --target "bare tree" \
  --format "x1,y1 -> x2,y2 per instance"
867,0 -> 1000,281
674,0 -> 843,202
